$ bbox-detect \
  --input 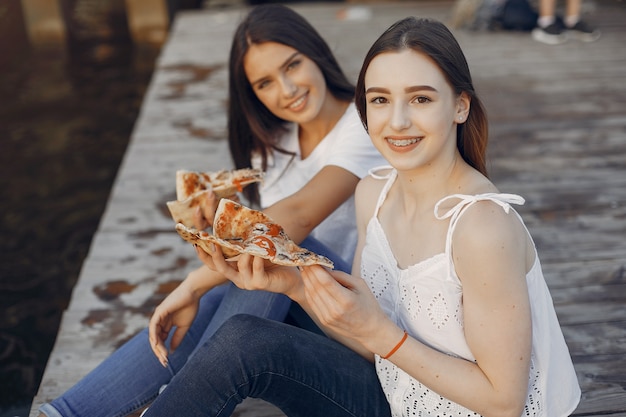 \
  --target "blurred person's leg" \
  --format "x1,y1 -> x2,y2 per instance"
533,0 -> 567,44
564,0 -> 600,41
